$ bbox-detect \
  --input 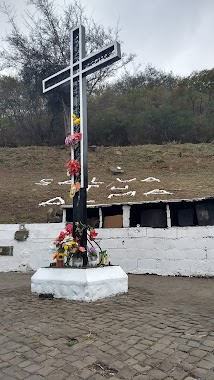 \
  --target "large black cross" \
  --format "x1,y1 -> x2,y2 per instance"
43,25 -> 121,264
